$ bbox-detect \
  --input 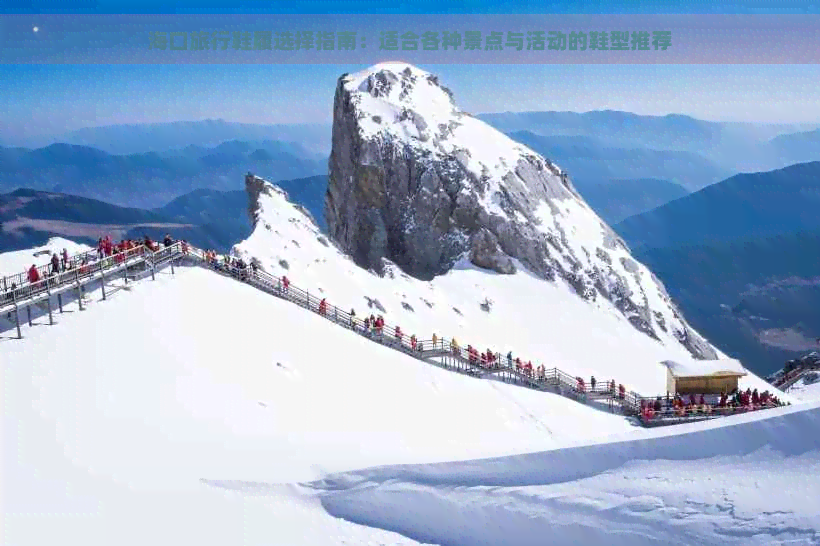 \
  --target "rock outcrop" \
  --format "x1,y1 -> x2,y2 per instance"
325,62 -> 717,360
